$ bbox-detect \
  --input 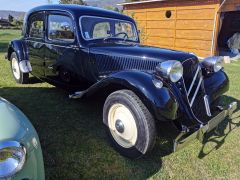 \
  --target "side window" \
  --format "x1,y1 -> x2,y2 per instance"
48,14 -> 74,42
92,22 -> 110,39
29,13 -> 44,38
